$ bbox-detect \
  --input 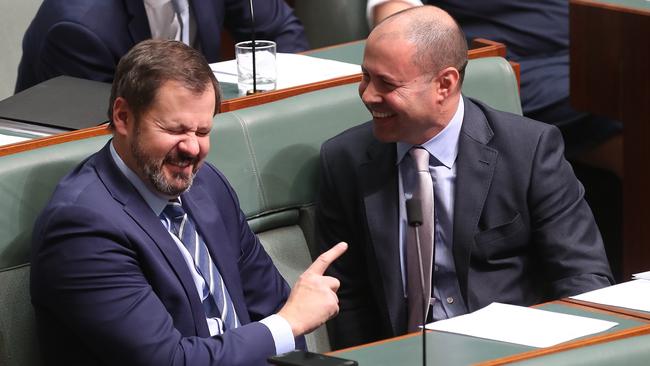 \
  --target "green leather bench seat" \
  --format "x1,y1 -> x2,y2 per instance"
0,56 -> 521,365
